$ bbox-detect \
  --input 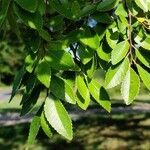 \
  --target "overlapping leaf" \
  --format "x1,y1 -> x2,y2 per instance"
76,74 -> 90,110
137,64 -> 150,91
111,40 -> 129,65
36,60 -> 51,88
97,0 -> 119,12
88,79 -> 111,112
15,0 -> 38,13
105,58 -> 129,89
